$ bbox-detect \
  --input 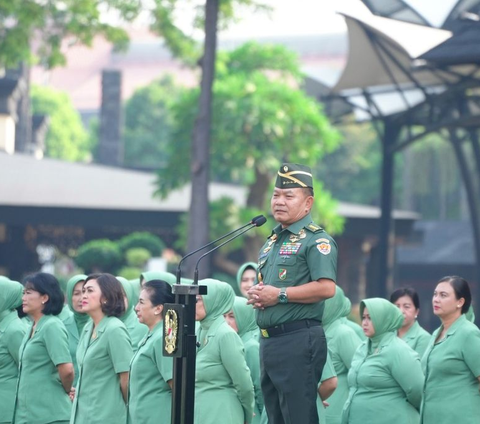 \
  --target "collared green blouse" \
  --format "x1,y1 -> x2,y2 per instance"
13,315 -> 72,424
127,321 -> 173,424
420,314 -> 480,424
399,321 -> 430,358
70,316 -> 133,424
